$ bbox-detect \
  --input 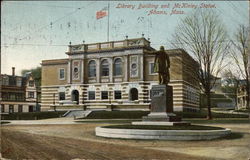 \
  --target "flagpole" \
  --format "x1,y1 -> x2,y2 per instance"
107,2 -> 110,42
